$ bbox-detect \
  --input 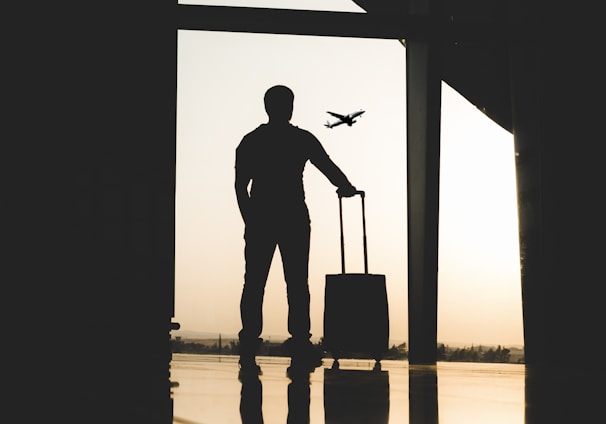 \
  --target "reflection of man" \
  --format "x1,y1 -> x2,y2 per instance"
235,85 -> 357,376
